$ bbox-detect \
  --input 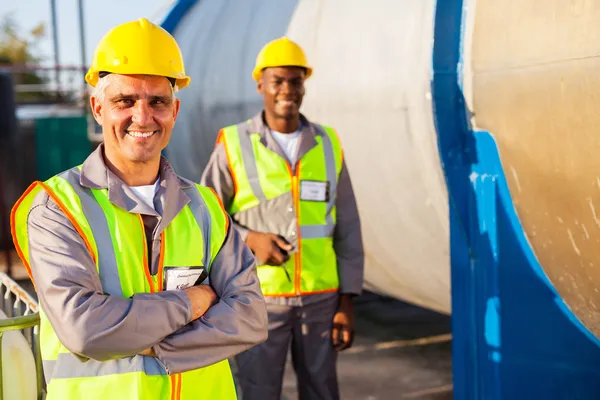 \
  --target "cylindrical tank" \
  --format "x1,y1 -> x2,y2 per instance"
166,0 -> 450,314
462,0 -> 600,338
0,310 -> 36,400
163,0 -> 600,395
